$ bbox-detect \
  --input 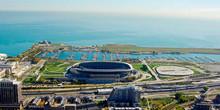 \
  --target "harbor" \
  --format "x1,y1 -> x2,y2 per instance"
37,51 -> 220,63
